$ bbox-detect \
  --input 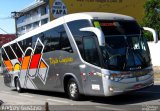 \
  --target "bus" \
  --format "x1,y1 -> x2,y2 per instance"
1,12 -> 158,100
